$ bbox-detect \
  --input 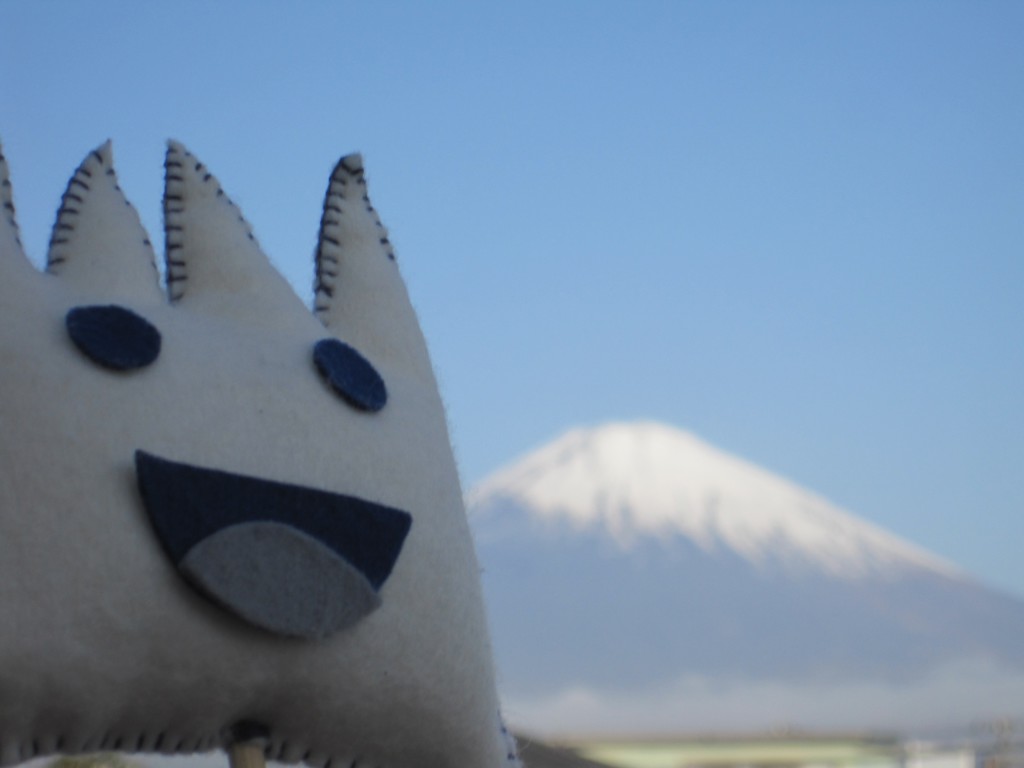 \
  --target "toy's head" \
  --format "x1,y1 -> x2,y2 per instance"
0,141 -> 518,768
